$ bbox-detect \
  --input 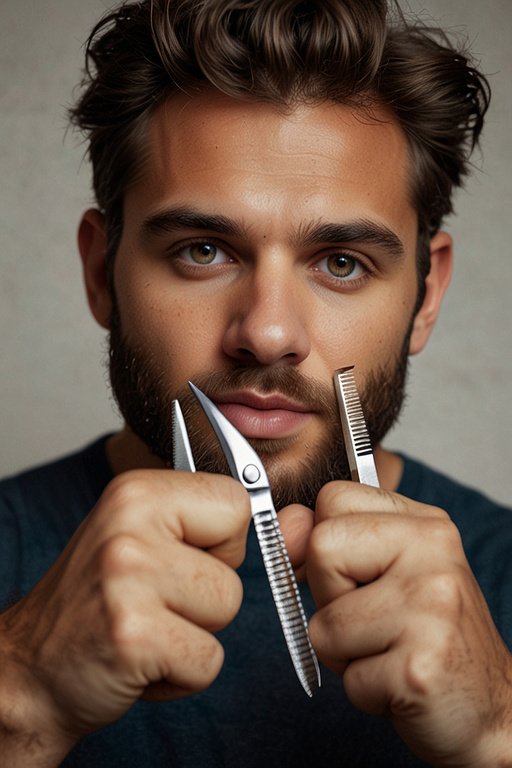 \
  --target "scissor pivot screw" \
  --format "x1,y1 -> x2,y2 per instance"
242,464 -> 260,484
